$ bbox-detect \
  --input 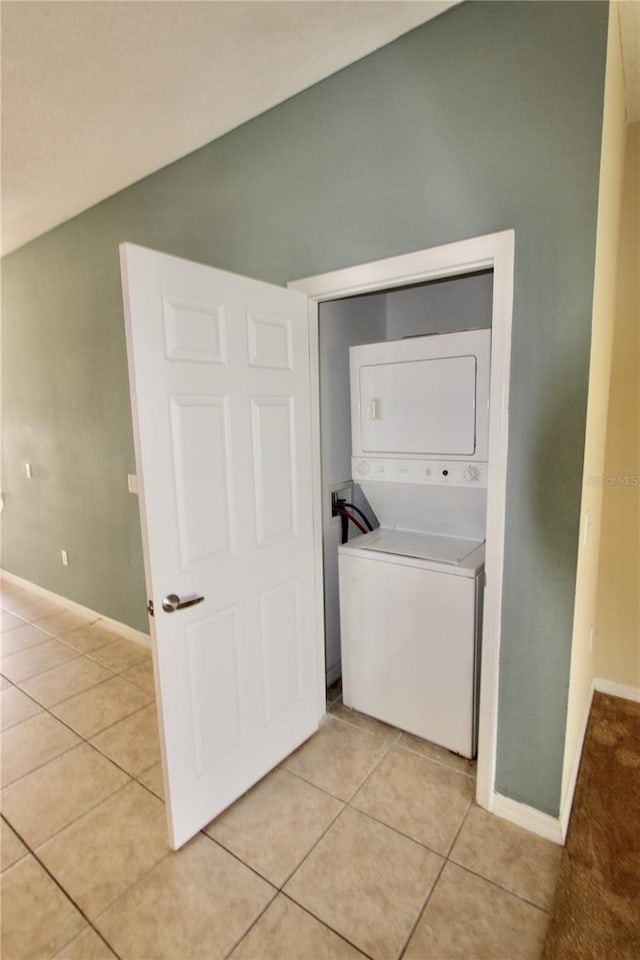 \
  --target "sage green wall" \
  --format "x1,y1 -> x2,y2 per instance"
1,1 -> 608,815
